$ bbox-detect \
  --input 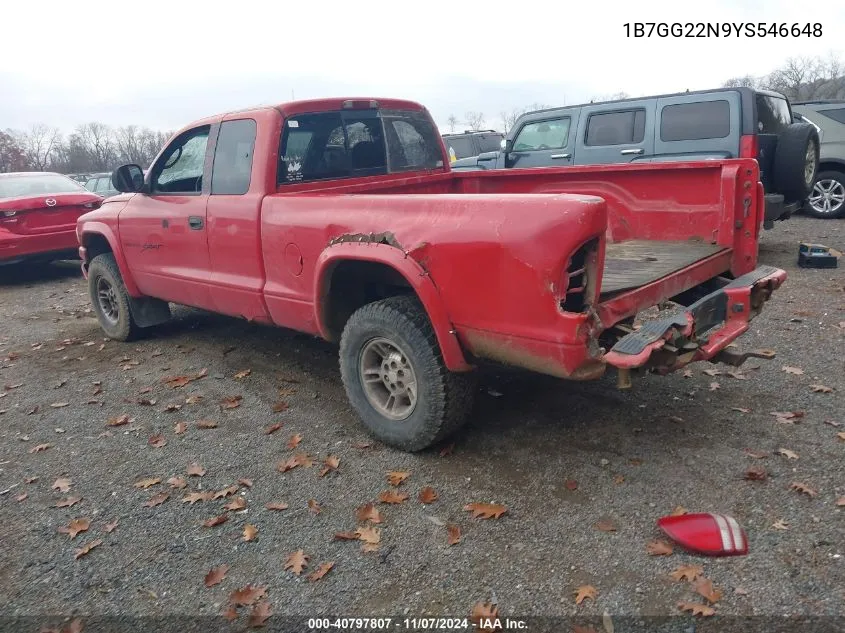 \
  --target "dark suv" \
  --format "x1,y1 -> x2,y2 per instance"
441,130 -> 504,163
452,88 -> 819,228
